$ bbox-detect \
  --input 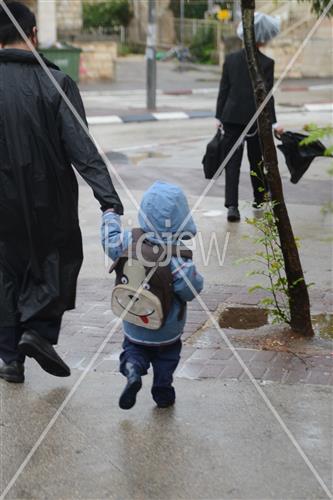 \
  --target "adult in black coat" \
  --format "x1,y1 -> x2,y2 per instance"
0,2 -> 123,382
216,47 -> 283,221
